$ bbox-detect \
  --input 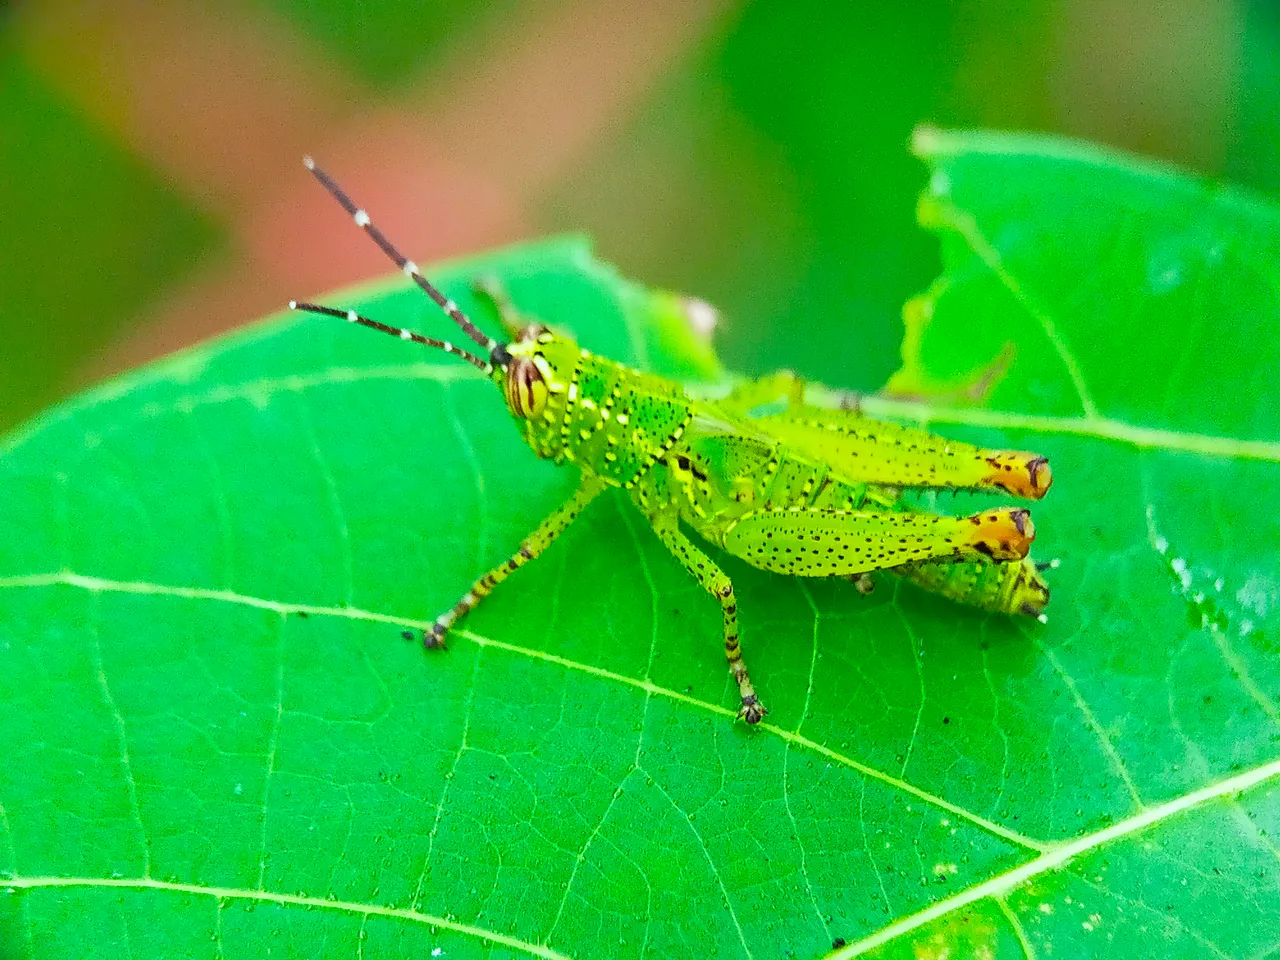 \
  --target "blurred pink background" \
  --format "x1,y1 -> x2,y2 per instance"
2,0 -> 1276,430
